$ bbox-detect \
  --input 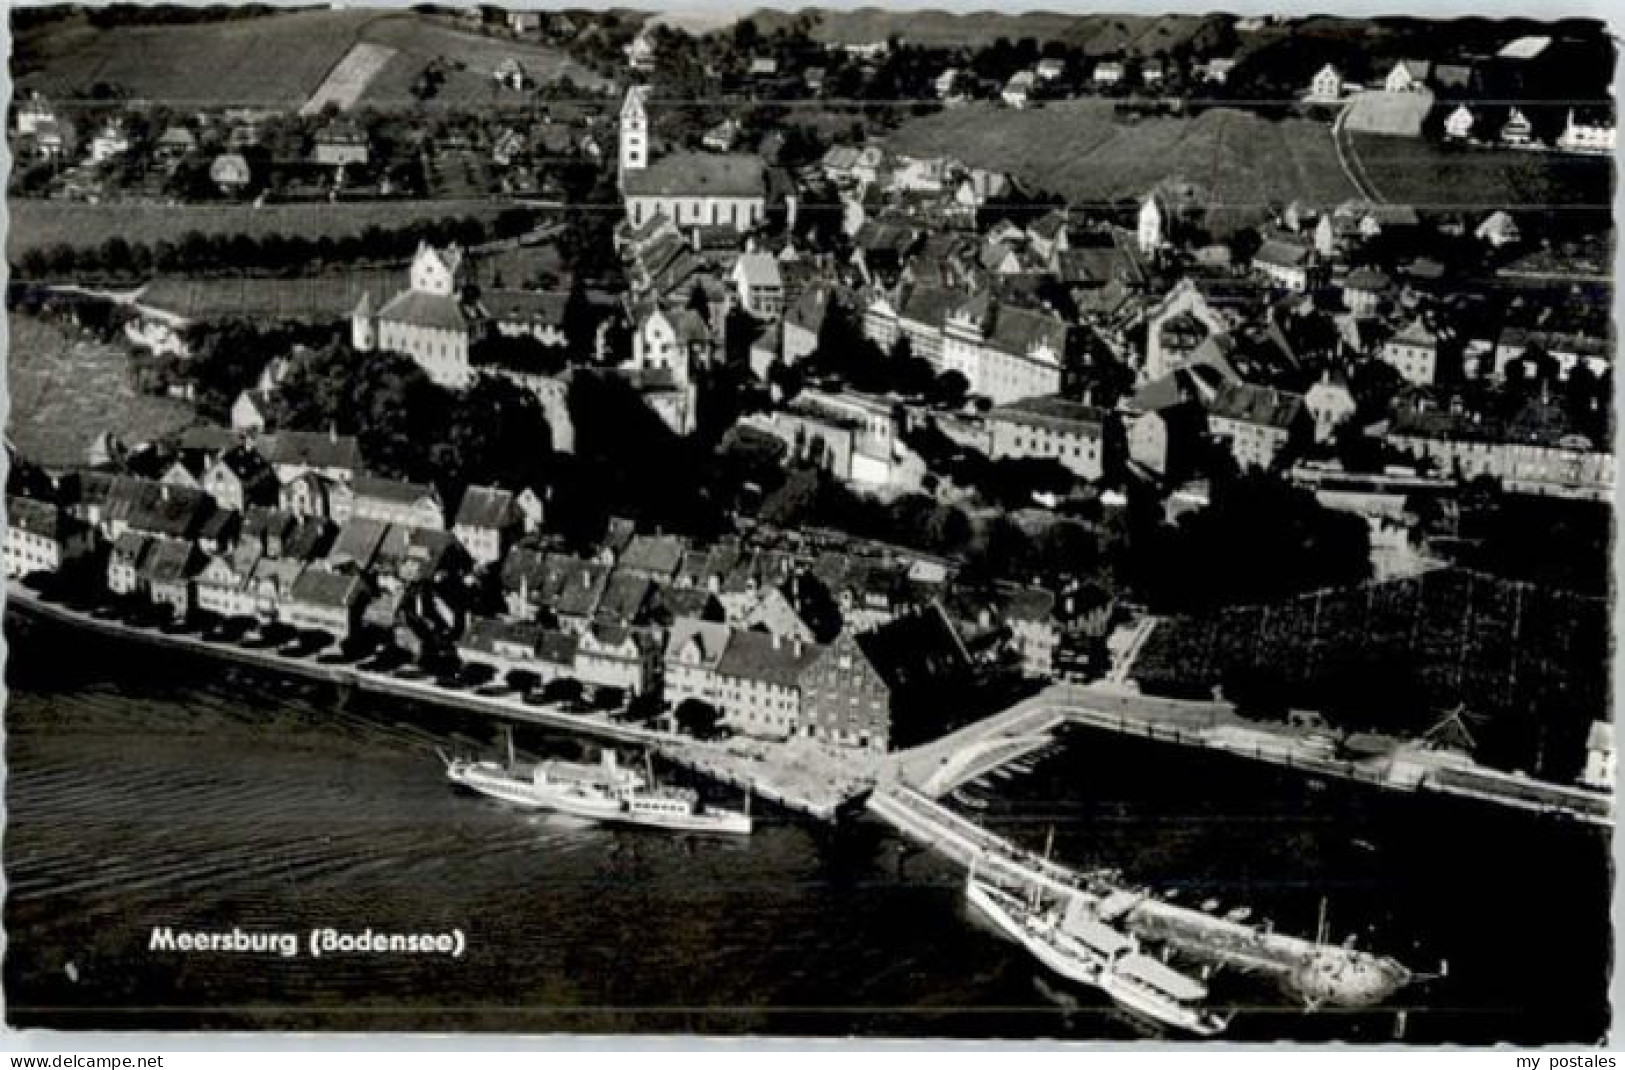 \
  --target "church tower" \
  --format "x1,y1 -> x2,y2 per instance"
619,85 -> 649,179
1137,192 -> 1164,255
351,291 -> 375,352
